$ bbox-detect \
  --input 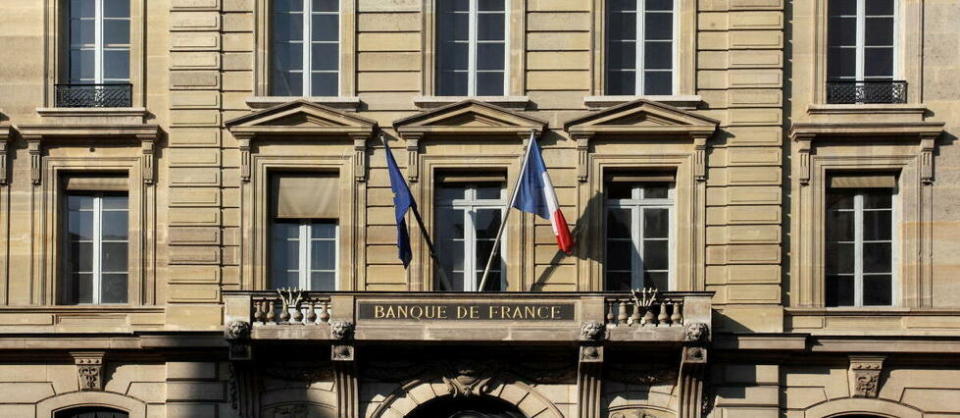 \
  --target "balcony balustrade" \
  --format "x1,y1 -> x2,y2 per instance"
55,83 -> 133,108
826,80 -> 907,104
